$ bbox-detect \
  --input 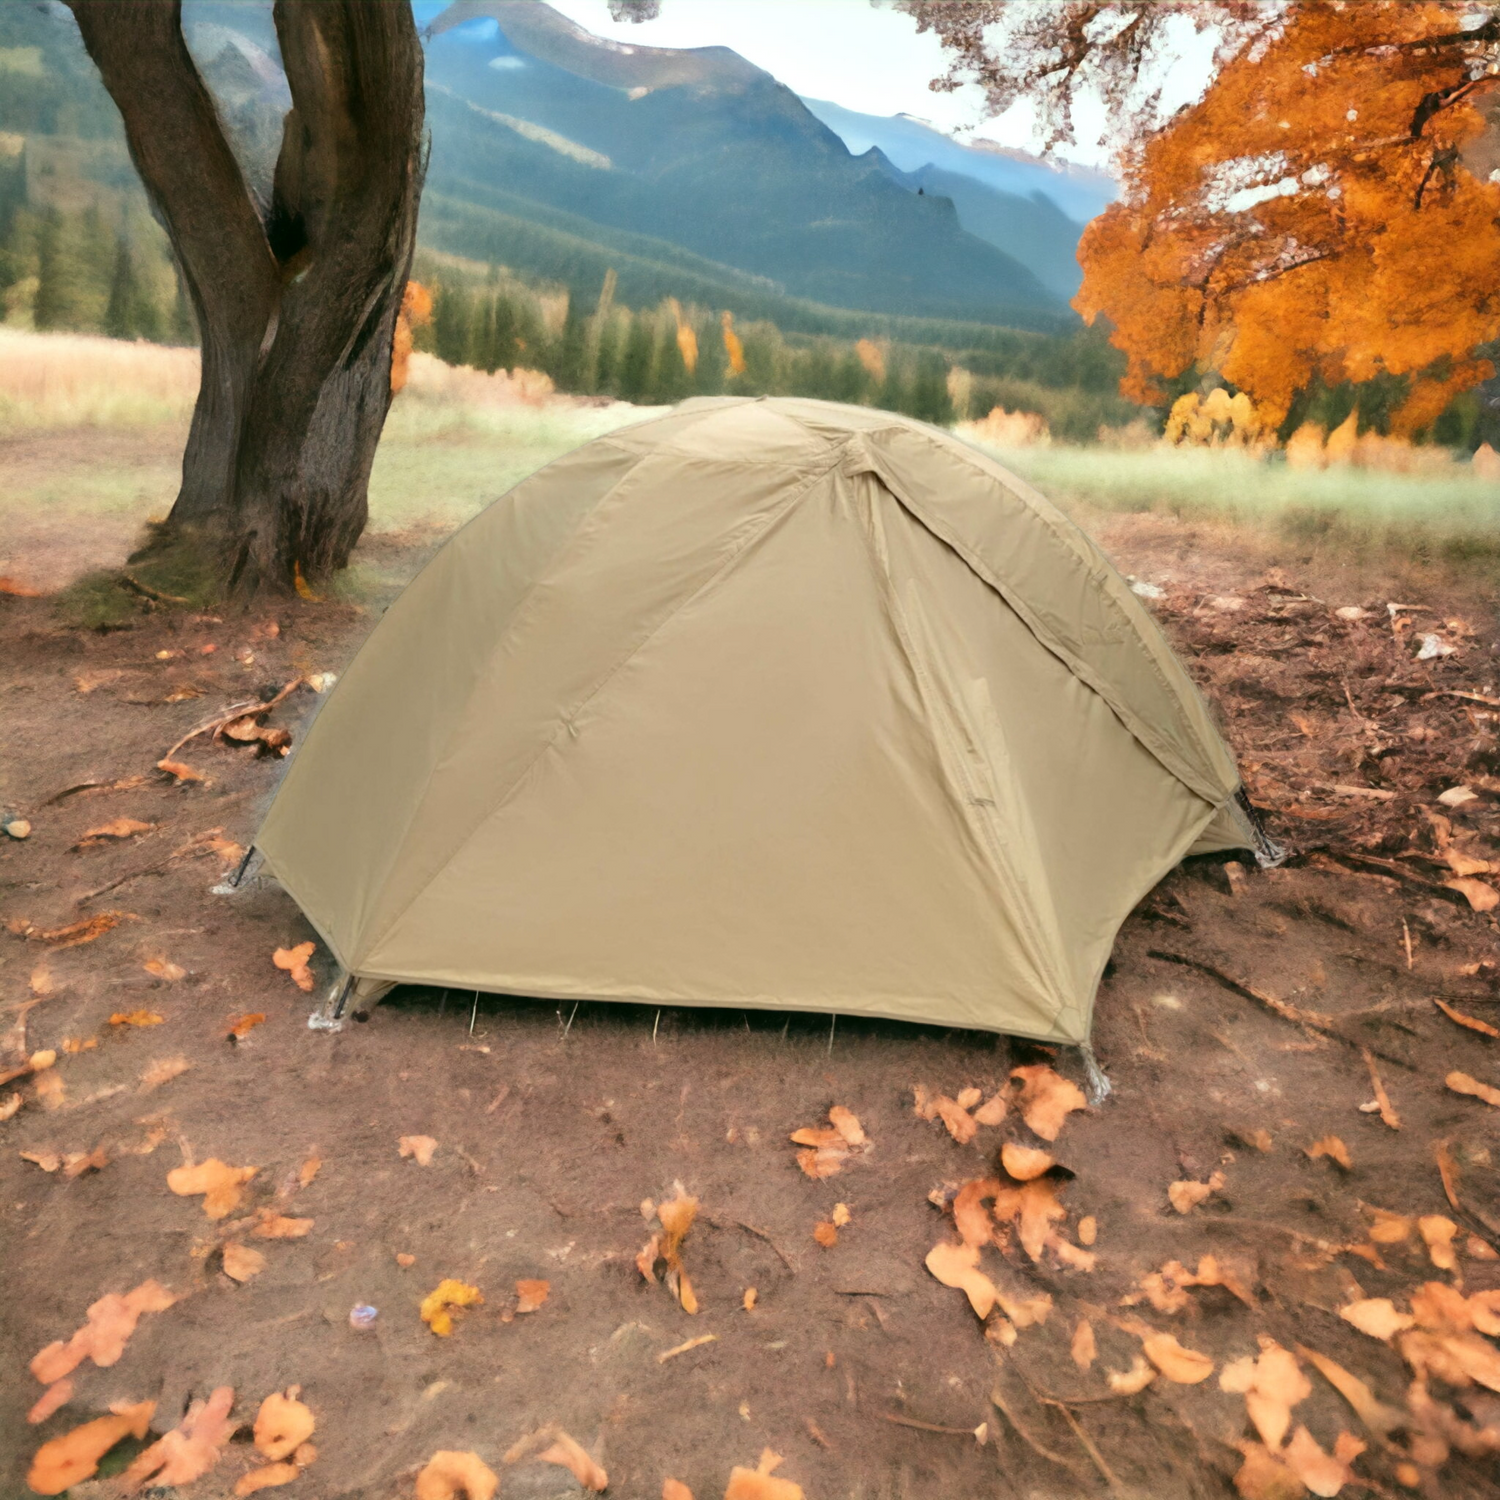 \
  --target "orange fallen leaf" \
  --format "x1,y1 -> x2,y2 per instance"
925,1240 -> 998,1320
253,1211 -> 313,1239
973,1091 -> 1008,1126
1445,876 -> 1500,912
743,1287 -> 757,1311
30,965 -> 56,996
1238,1339 -> 1311,1450
1231,1443 -> 1303,1500
1448,1070 -> 1500,1108
724,1448 -> 804,1500
34,1067 -> 65,1110
537,1430 -> 608,1492
1010,1064 -> 1087,1141
27,1377 -> 73,1425
143,956 -> 186,982
515,1279 -> 550,1313
1077,1215 -> 1097,1246
1418,1214 -> 1458,1270
663,1481 -> 695,1500
118,1384 -> 236,1491
26,1400 -> 155,1495
831,1202 -> 851,1227
1140,1330 -> 1214,1384
1361,1048 -> 1401,1129
1366,1206 -> 1412,1244
420,1279 -> 483,1336
110,1010 -> 165,1028
21,1148 -> 62,1173
1296,1344 -> 1404,1437
167,1159 -> 257,1219
791,1106 -> 868,1177
812,1221 -> 838,1247
1106,1356 -> 1155,1394
1168,1171 -> 1224,1214
227,1013 -> 266,1041
31,911 -> 138,949
0,575 -> 43,596
1000,1142 -> 1054,1181
156,759 -> 203,784
30,1281 -> 177,1384
63,1146 -> 107,1179
298,1156 -> 321,1187
1340,1298 -> 1414,1341
932,1094 -> 978,1144
0,1091 -> 20,1121
254,1389 -> 315,1460
951,1177 -> 1001,1249
1410,1280 -> 1471,1332
1071,1318 -> 1096,1369
827,1105 -> 865,1145
1283,1426 -> 1363,1499
222,1243 -> 266,1282
397,1252 -> 416,1268
1434,997 -> 1500,1038
399,1134 -> 437,1166
74,818 -> 153,849
414,1450 -> 498,1500
235,1462 -> 301,1495
272,942 -> 316,992
1014,1177 -> 1067,1263
1306,1136 -> 1352,1170
1399,1328 -> 1500,1392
